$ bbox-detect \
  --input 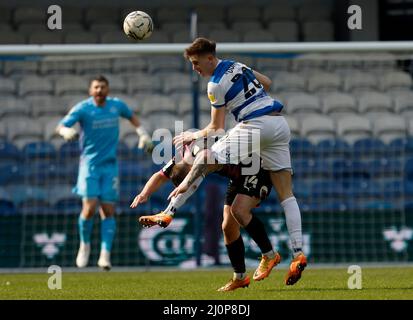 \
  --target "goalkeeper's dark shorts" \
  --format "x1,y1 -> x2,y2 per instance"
224,168 -> 272,206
